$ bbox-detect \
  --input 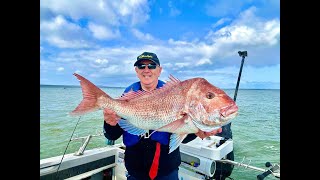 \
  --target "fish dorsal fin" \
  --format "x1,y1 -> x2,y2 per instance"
150,74 -> 181,94
164,74 -> 181,87
118,89 -> 152,101
169,74 -> 181,83
117,74 -> 181,101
